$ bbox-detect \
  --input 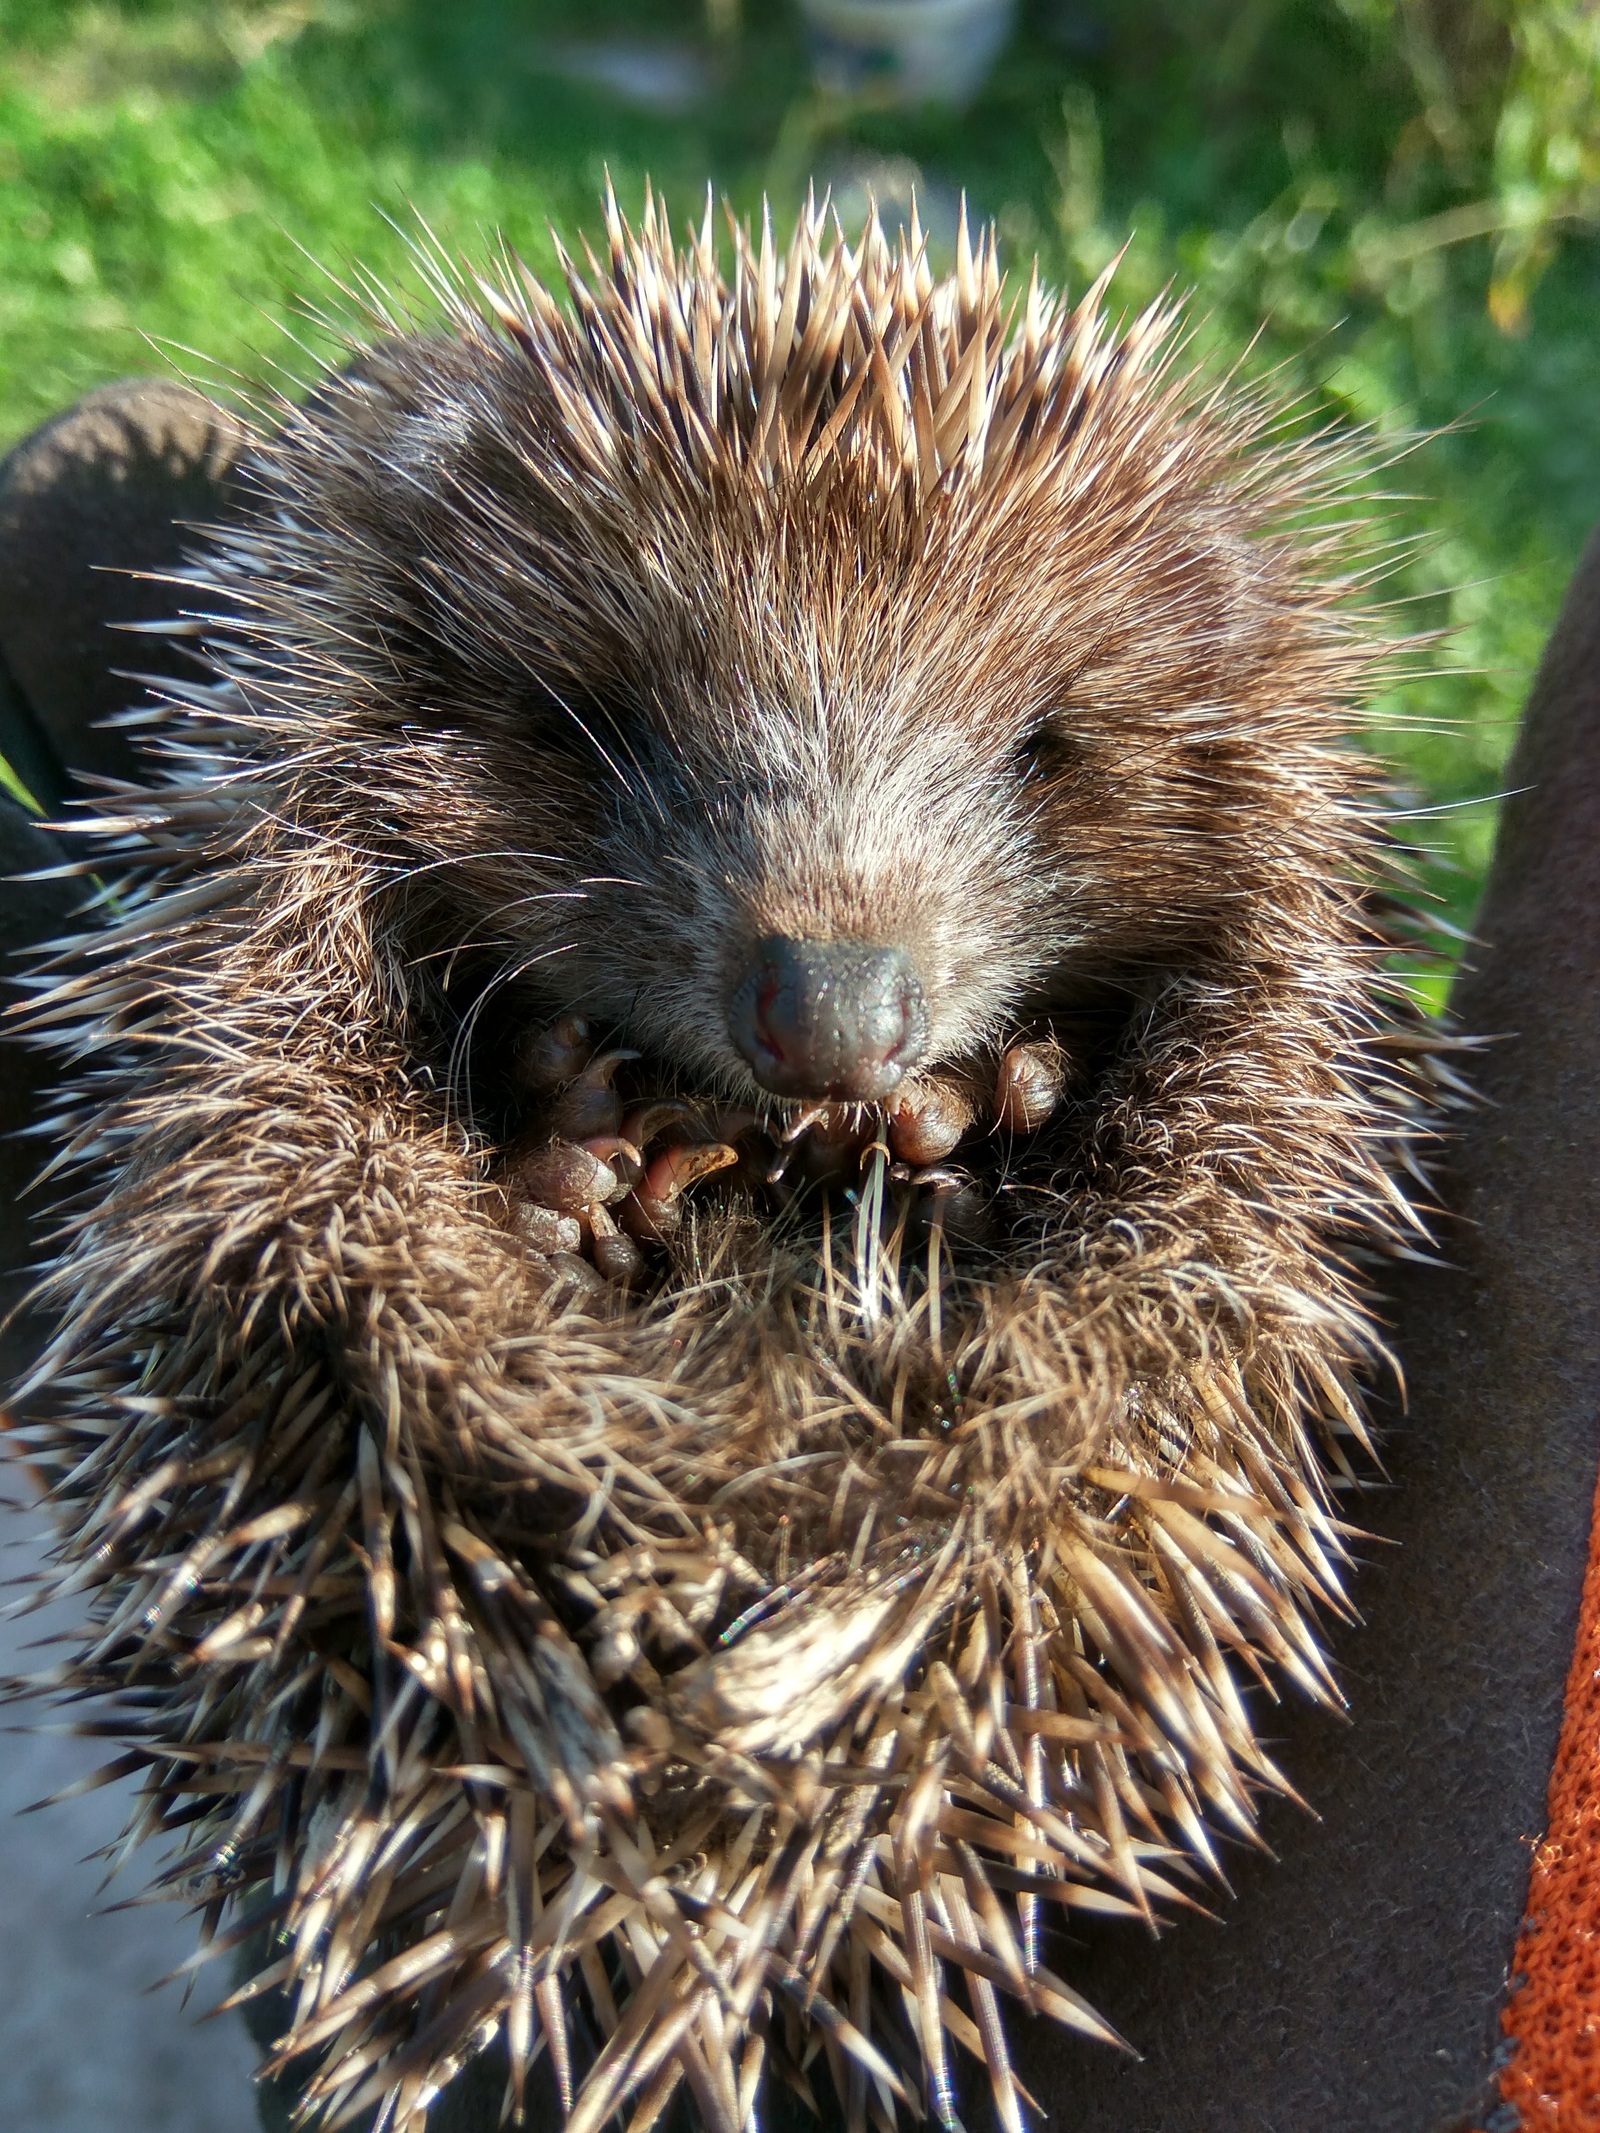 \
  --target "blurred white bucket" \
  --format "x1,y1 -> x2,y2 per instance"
800,0 -> 1017,106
